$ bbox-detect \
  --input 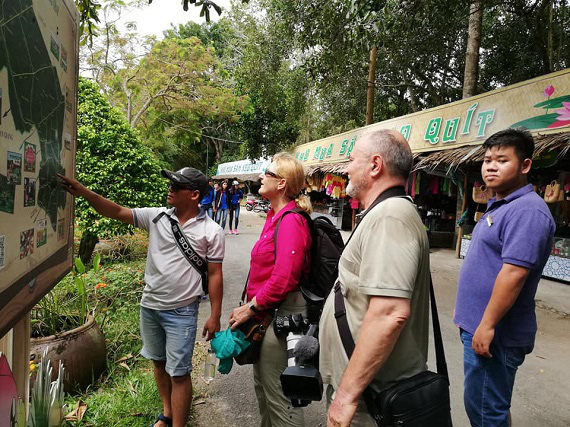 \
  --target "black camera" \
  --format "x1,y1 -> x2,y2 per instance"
277,300 -> 324,407
274,313 -> 309,337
